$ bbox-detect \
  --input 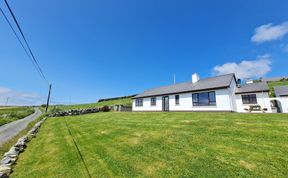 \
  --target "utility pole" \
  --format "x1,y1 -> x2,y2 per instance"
45,84 -> 52,113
